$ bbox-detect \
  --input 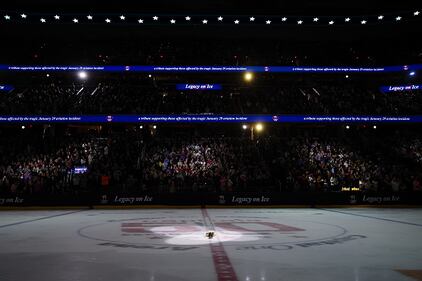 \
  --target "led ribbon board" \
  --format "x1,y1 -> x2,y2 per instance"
176,84 -> 222,90
380,84 -> 421,93
1,64 -> 421,73
0,85 -> 14,92
73,167 -> 88,174
0,115 -> 422,123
